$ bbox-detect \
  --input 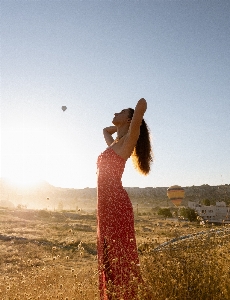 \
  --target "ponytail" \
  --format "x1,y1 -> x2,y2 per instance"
128,109 -> 153,175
